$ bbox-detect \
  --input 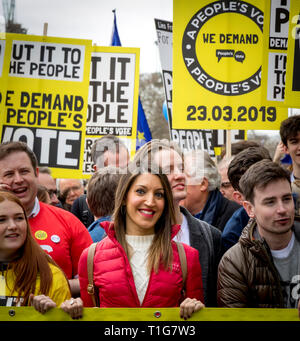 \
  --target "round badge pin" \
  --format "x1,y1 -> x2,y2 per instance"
35,230 -> 47,240
51,235 -> 60,243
